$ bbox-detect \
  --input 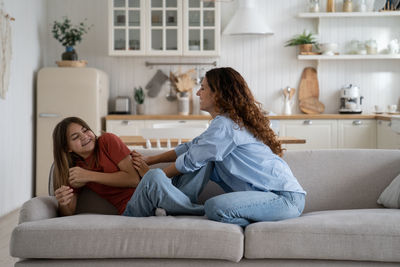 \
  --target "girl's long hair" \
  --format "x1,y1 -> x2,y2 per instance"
205,67 -> 283,157
52,117 -> 98,192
